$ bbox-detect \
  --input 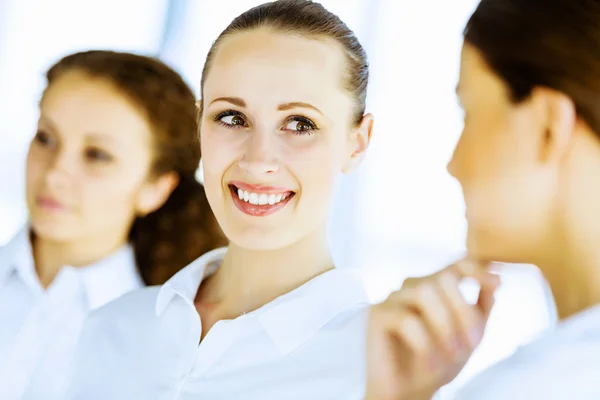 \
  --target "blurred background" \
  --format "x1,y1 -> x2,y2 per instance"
0,0 -> 556,396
